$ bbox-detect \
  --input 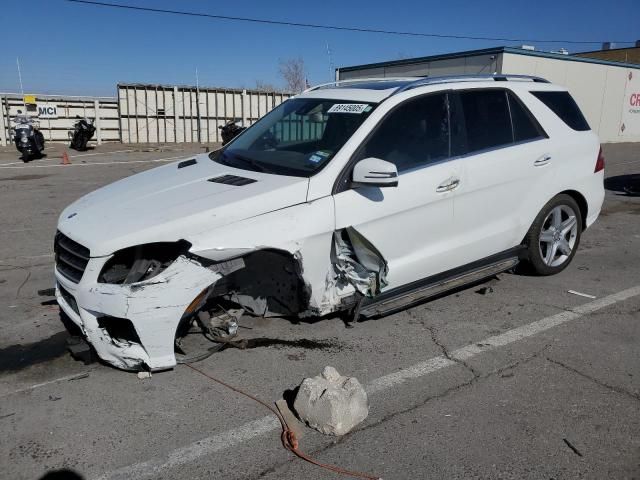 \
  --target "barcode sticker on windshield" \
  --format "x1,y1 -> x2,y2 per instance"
327,103 -> 370,114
